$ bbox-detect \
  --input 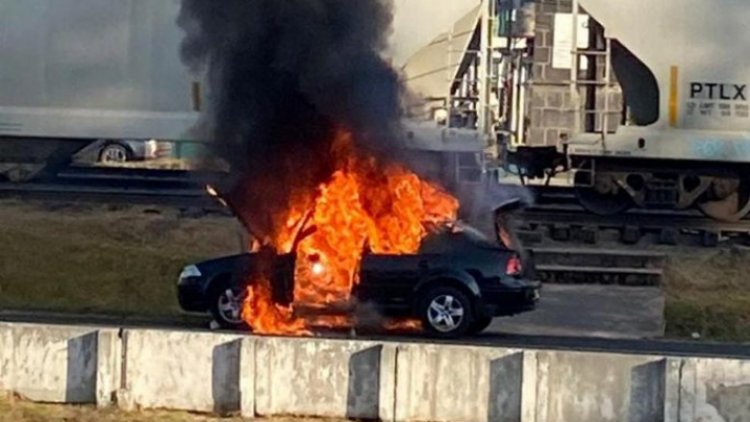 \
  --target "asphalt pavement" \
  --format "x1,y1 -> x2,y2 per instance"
496,284 -> 665,339
2,305 -> 748,360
